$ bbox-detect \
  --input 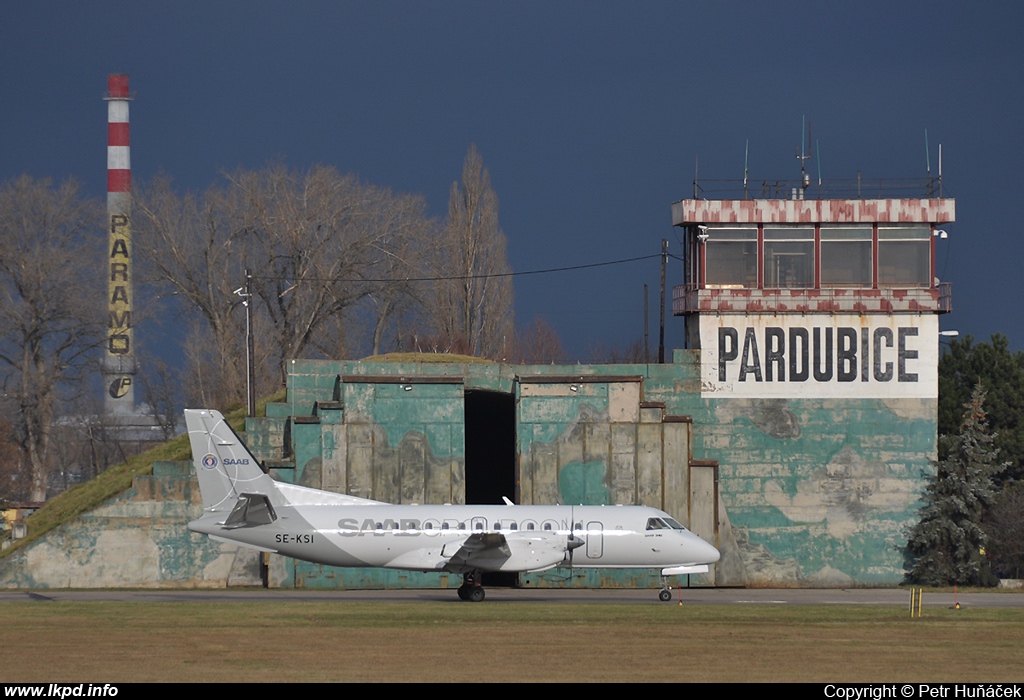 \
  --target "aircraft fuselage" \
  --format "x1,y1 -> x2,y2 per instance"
189,502 -> 717,574
184,408 -> 720,599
